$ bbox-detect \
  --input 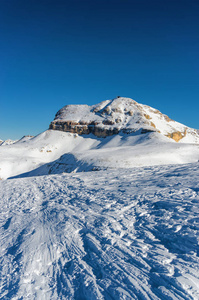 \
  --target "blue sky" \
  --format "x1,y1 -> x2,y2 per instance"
0,0 -> 199,140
